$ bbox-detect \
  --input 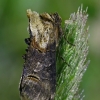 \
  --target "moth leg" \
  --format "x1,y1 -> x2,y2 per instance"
66,40 -> 75,46
60,56 -> 70,67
